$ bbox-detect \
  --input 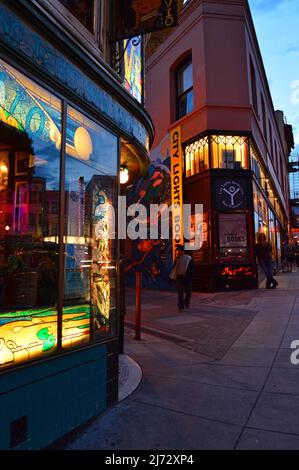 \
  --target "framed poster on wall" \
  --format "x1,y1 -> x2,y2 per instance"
219,213 -> 248,263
